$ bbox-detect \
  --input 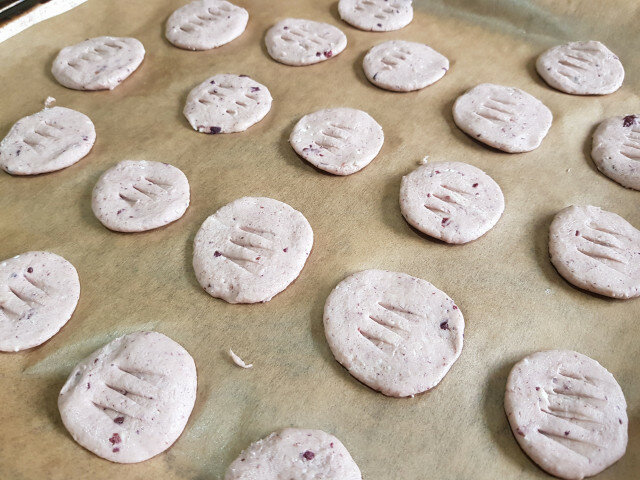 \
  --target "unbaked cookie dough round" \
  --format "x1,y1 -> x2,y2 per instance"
591,115 -> 640,190
225,428 -> 362,480
338,0 -> 413,32
536,41 -> 624,95
265,18 -> 347,66
92,160 -> 190,233
549,205 -> 640,299
400,161 -> 504,244
452,83 -> 553,153
183,74 -> 272,134
0,251 -> 80,352
165,0 -> 248,51
58,331 -> 197,463
505,350 -> 628,480
324,269 -> 464,397
0,106 -> 95,175
363,40 -> 448,92
289,107 -> 384,175
52,36 -> 145,91
193,197 -> 313,304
